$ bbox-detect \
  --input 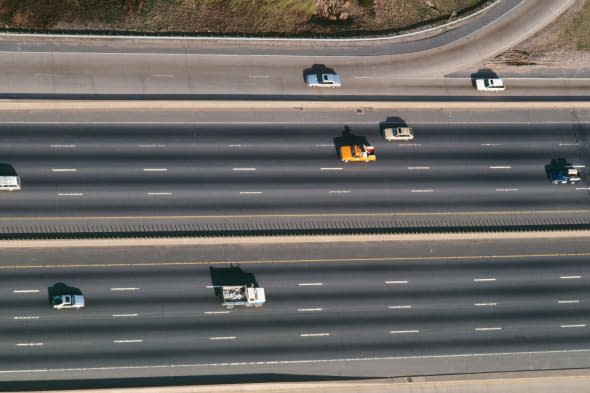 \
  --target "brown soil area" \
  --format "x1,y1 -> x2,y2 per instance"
0,0 -> 480,35
486,0 -> 590,68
